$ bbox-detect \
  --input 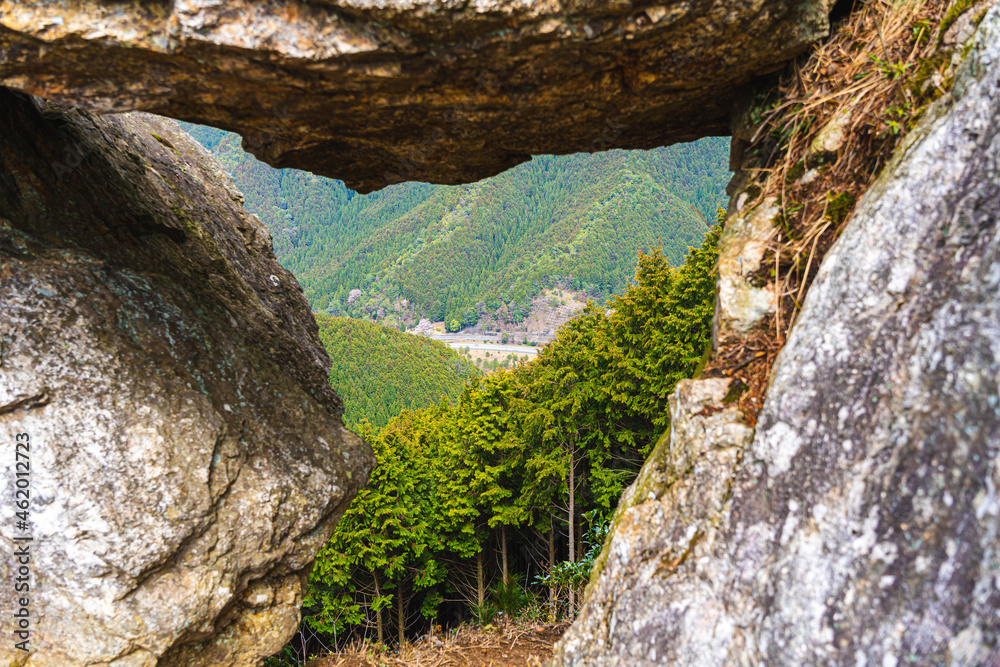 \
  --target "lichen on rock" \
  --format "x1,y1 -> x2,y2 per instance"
713,197 -> 779,345
564,378 -> 754,665
0,91 -> 373,667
